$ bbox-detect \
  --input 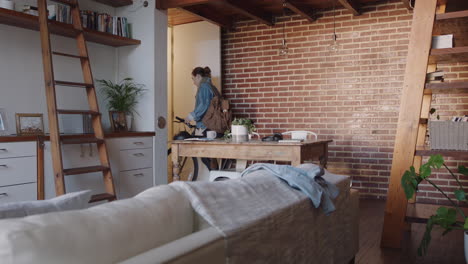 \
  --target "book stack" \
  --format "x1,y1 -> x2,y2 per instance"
22,5 -> 38,16
426,70 -> 444,83
47,4 -> 72,24
80,11 -> 131,38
